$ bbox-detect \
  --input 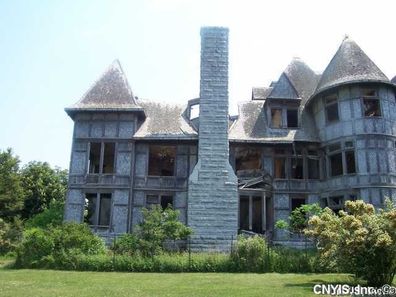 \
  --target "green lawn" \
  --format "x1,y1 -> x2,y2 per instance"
0,259 -> 354,297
